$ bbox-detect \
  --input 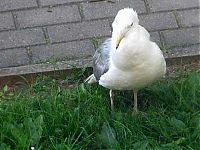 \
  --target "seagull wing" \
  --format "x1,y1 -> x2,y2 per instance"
93,38 -> 112,81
